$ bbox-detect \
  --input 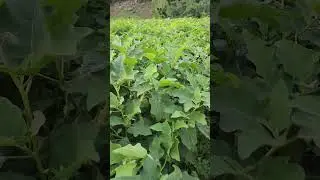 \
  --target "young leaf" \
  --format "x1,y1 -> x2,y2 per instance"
127,119 -> 152,137
113,143 -> 148,159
